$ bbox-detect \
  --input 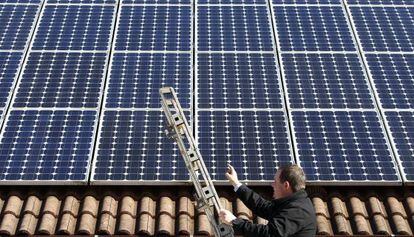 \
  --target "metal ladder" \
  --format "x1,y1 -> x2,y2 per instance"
160,87 -> 234,237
